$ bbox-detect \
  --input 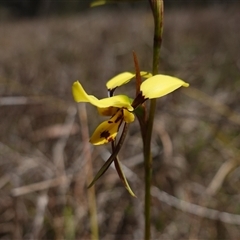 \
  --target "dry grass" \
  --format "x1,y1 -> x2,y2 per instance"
1,5 -> 240,239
